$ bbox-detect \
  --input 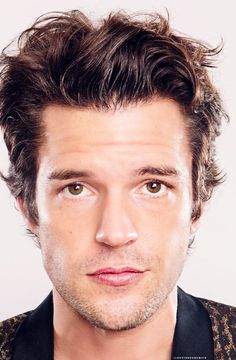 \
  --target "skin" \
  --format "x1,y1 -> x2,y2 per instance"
20,99 -> 201,359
